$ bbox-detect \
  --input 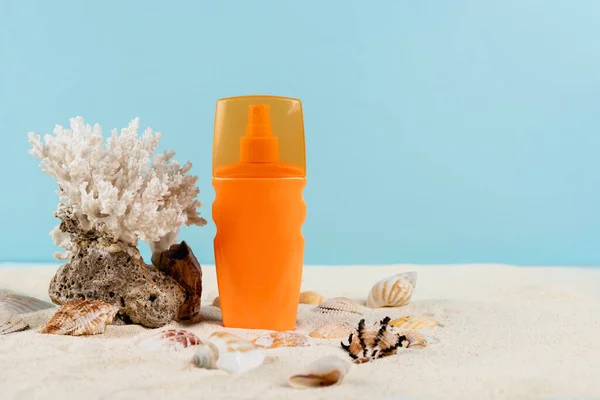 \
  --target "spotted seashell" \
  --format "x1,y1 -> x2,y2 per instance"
0,311 -> 29,335
207,332 -> 265,374
288,355 -> 351,389
314,297 -> 362,315
39,299 -> 118,336
366,272 -> 416,308
212,296 -> 220,308
309,323 -> 353,339
137,329 -> 202,352
191,342 -> 220,370
252,331 -> 312,349
299,291 -> 323,305
0,293 -> 55,315
390,315 -> 438,330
